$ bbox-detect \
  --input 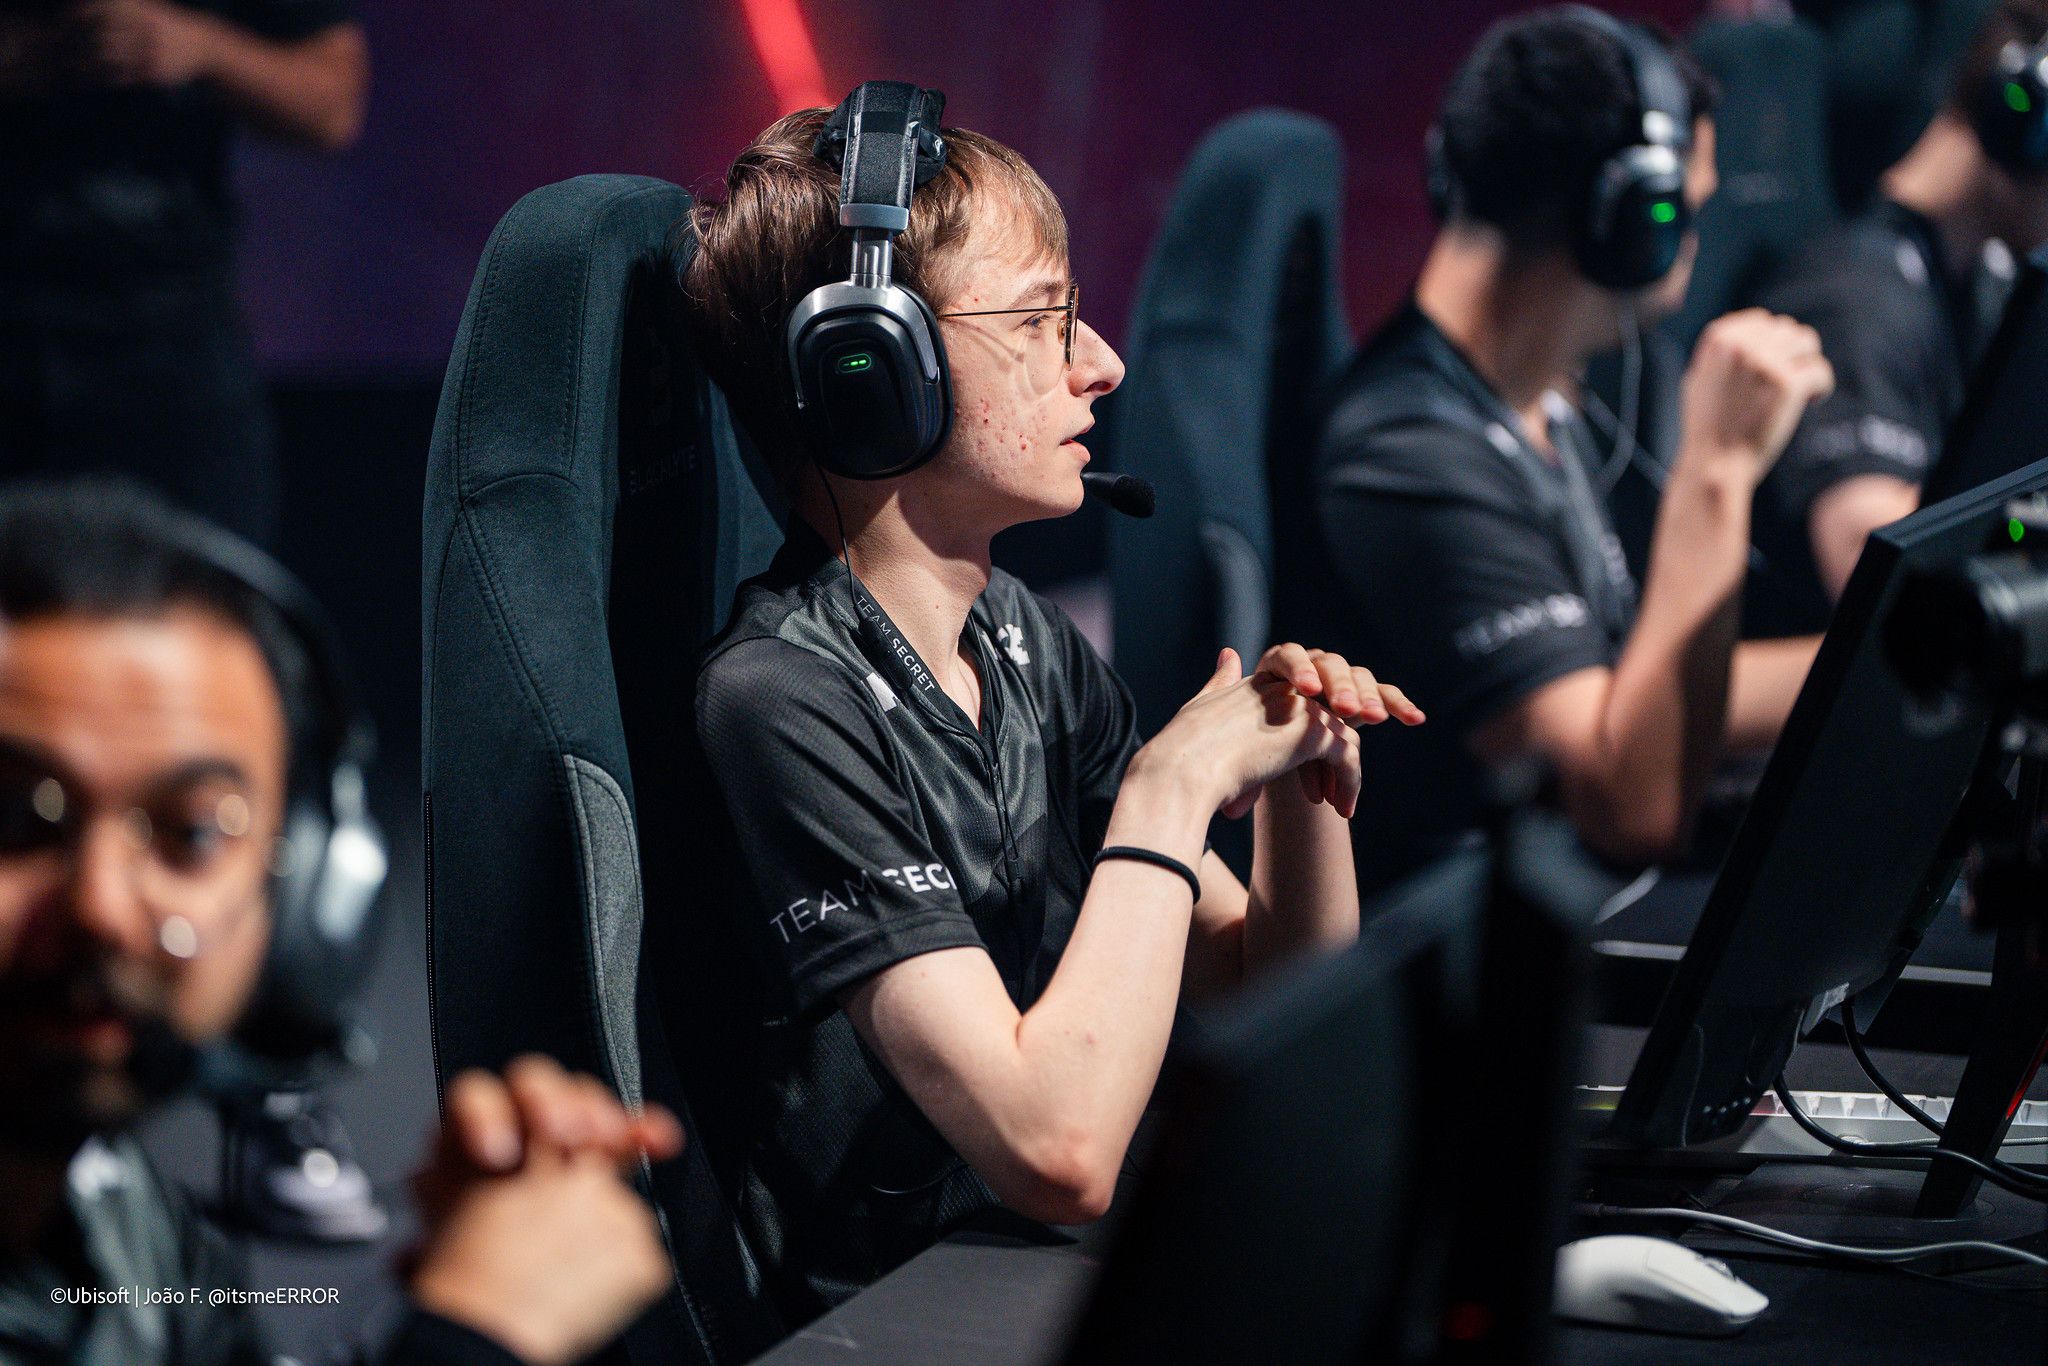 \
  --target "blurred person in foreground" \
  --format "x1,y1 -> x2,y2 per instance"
0,0 -> 368,546
0,480 -> 677,1366
3,0 -> 377,1242
1300,6 -> 1833,907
